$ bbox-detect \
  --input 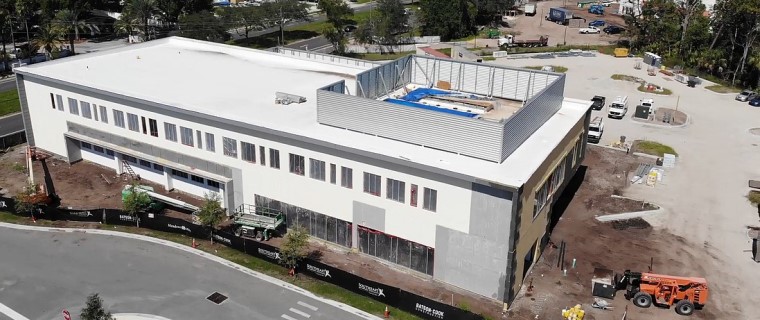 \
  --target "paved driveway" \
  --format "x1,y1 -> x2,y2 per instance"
0,226 -> 377,320
494,53 -> 760,318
